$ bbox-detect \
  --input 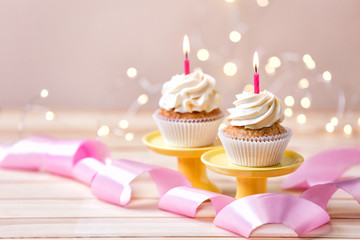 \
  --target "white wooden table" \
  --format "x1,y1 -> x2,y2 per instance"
0,110 -> 359,239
